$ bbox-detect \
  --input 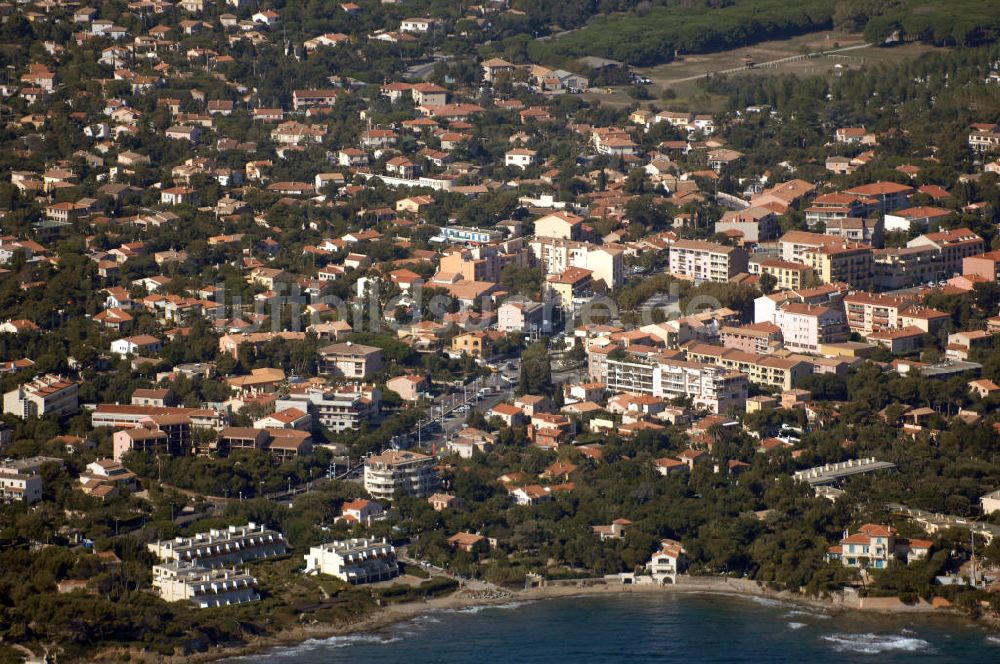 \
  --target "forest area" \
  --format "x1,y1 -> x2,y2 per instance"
523,0 -> 1000,68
